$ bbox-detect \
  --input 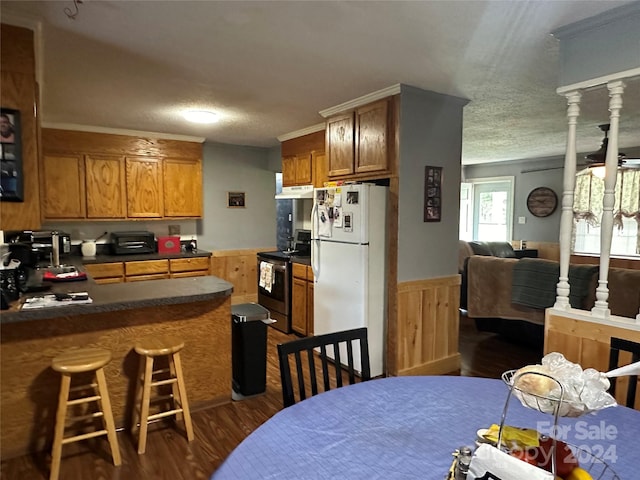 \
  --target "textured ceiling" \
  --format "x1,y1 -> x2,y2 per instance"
1,0 -> 638,165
